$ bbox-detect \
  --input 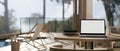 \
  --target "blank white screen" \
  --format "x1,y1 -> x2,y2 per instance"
81,20 -> 105,33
